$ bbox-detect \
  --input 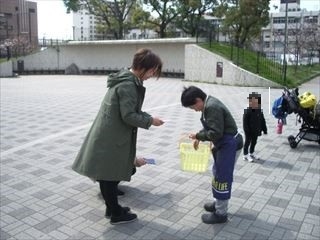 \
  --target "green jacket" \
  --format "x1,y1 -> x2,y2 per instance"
72,69 -> 152,181
196,96 -> 237,144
